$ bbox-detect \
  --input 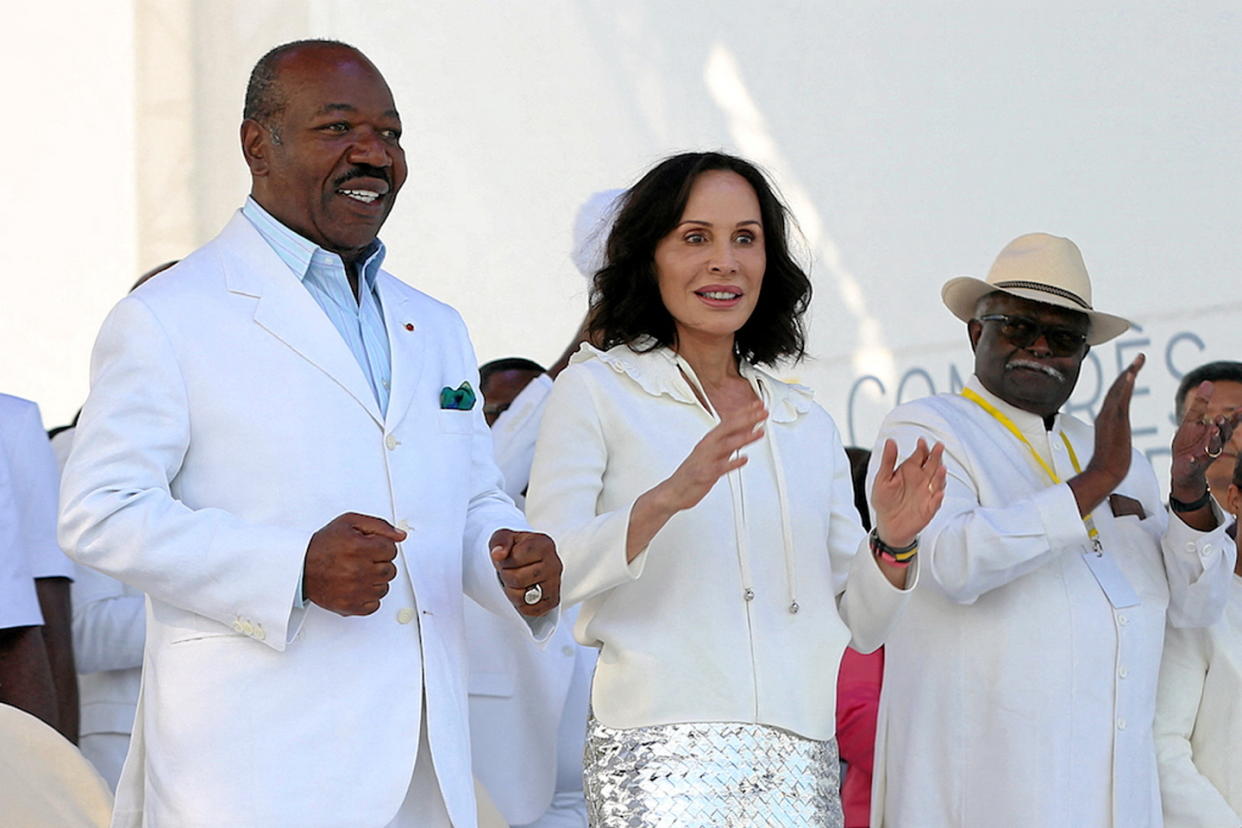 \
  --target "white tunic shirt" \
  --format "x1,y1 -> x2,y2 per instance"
1155,574 -> 1242,827
869,376 -> 1235,827
527,344 -> 913,741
